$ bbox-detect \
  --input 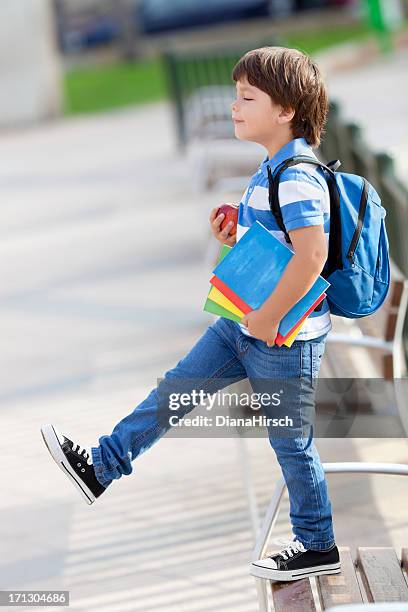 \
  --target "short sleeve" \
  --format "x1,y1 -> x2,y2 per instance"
239,186 -> 249,207
278,168 -> 326,232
